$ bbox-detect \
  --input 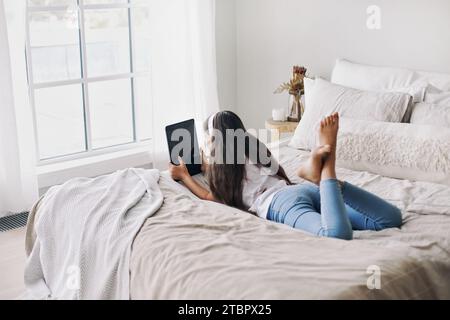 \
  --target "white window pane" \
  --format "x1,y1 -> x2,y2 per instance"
131,7 -> 151,72
29,11 -> 81,83
84,9 -> 131,77
35,85 -> 86,159
89,79 -> 134,149
28,0 -> 76,6
134,77 -> 152,140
